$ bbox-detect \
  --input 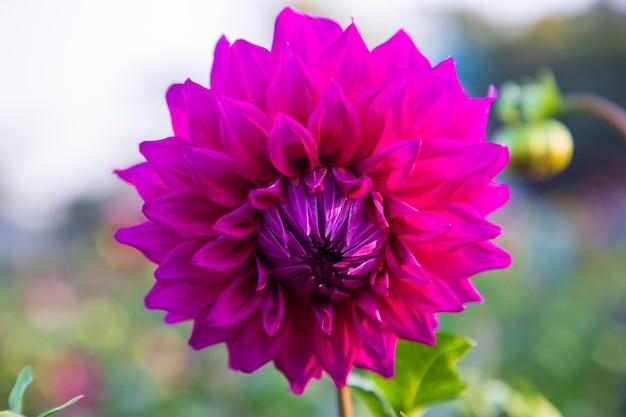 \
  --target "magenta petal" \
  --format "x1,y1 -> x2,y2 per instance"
212,202 -> 259,238
256,209 -> 291,261
353,70 -> 409,159
313,307 -> 357,386
145,279 -> 227,320
164,312 -> 189,324
274,305 -> 322,394
115,221 -> 179,263
183,79 -> 222,149
385,235 -> 430,284
166,83 -> 190,139
416,202 -> 502,252
303,168 -> 327,193
191,237 -> 255,271
312,301 -> 333,335
416,242 -> 511,279
354,337 -> 396,378
389,214 -> 449,244
143,186 -> 226,239
225,40 -> 277,110
182,146 -> 254,207
249,177 -> 285,210
228,318 -> 288,373
218,96 -> 276,180
468,181 -> 510,216
205,269 -> 263,327
366,191 -> 388,228
397,139 -> 509,206
353,139 -> 421,192
317,23 -> 373,99
371,29 -> 430,78
406,58 -> 464,139
271,7 -> 342,67
418,241 -> 512,279
115,163 -> 167,200
307,81 -> 361,166
353,290 -> 388,356
140,137 -> 193,187
388,274 -> 464,313
438,278 -> 483,304
378,298 -> 437,345
332,167 -> 372,199
210,35 -> 230,95
266,47 -> 323,125
385,196 -> 449,243
261,282 -> 285,336
268,113 -> 318,177
189,321 -> 244,350
445,89 -> 496,143
370,267 -> 390,296
154,240 -> 228,283
255,255 -> 272,290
